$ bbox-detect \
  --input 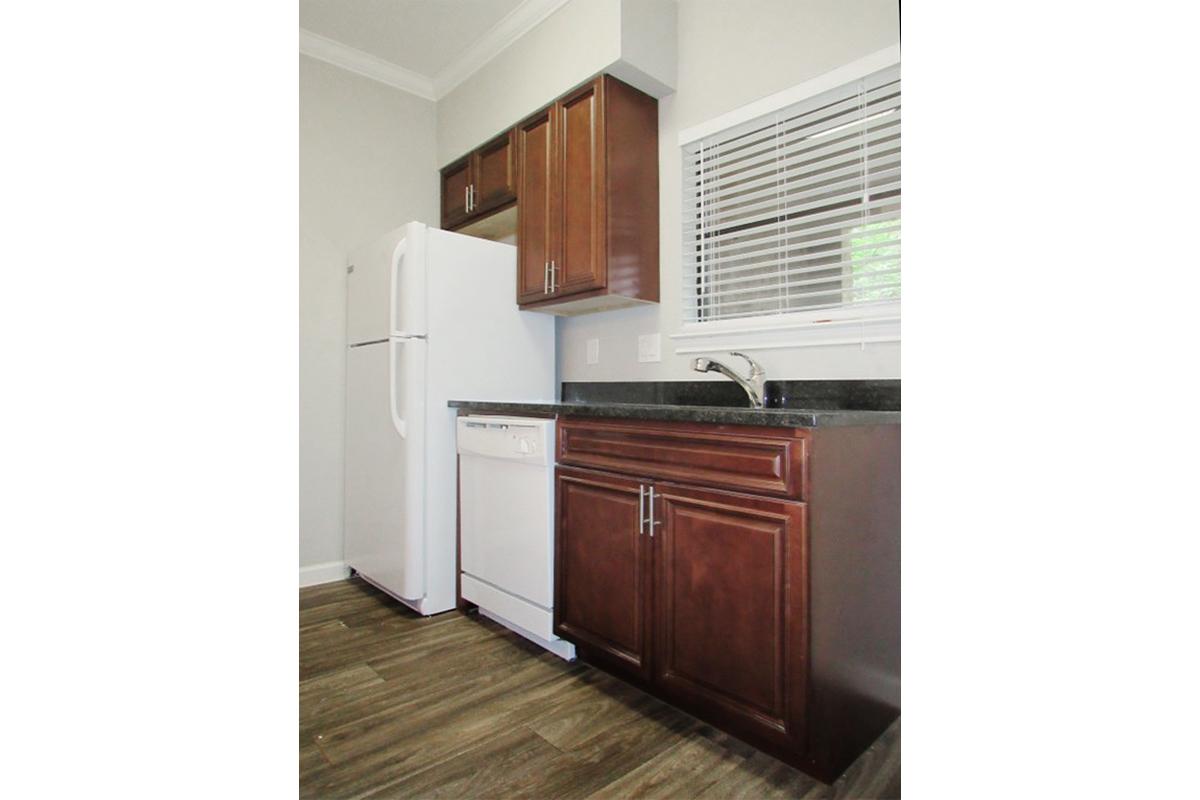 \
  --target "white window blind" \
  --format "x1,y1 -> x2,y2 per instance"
682,64 -> 900,324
